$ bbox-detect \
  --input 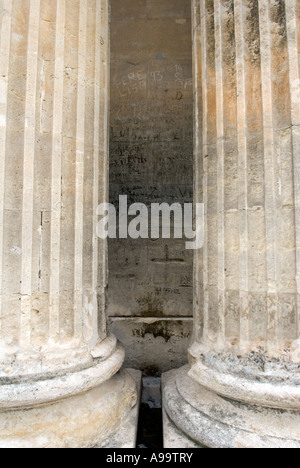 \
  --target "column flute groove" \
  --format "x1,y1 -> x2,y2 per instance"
20,0 -> 41,348
214,0 -> 226,348
234,0 -> 250,351
285,0 -> 300,341
0,0 -> 12,335
192,0 -> 204,342
73,0 -> 87,339
200,0 -> 209,345
49,0 -> 65,341
259,0 -> 279,350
